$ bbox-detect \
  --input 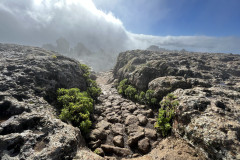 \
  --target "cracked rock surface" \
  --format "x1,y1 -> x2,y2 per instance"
113,50 -> 240,159
0,44 -> 92,160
